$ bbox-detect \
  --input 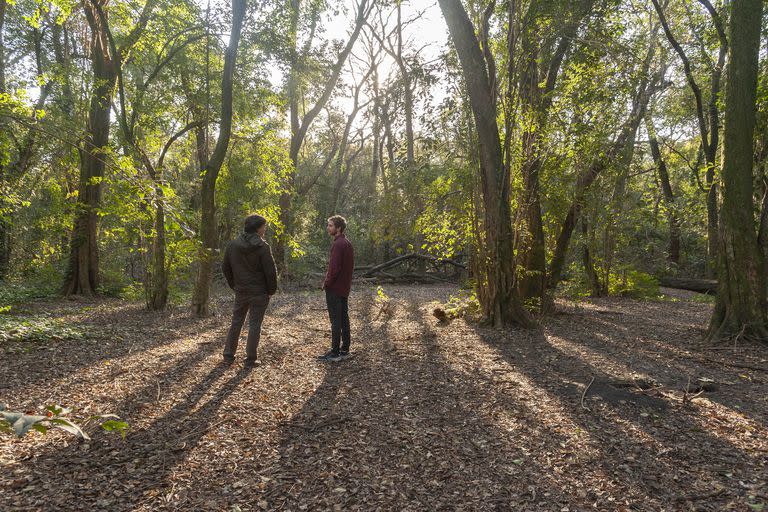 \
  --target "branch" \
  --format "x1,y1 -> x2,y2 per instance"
118,0 -> 159,59
293,0 -> 371,153
480,0 -> 498,106
297,141 -> 339,195
650,0 -> 709,151
158,120 -> 207,169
